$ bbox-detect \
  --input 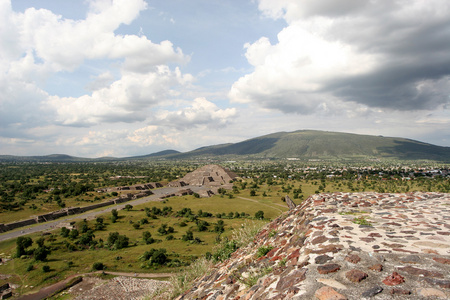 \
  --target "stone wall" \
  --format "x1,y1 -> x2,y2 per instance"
177,192 -> 450,299
0,192 -> 152,233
